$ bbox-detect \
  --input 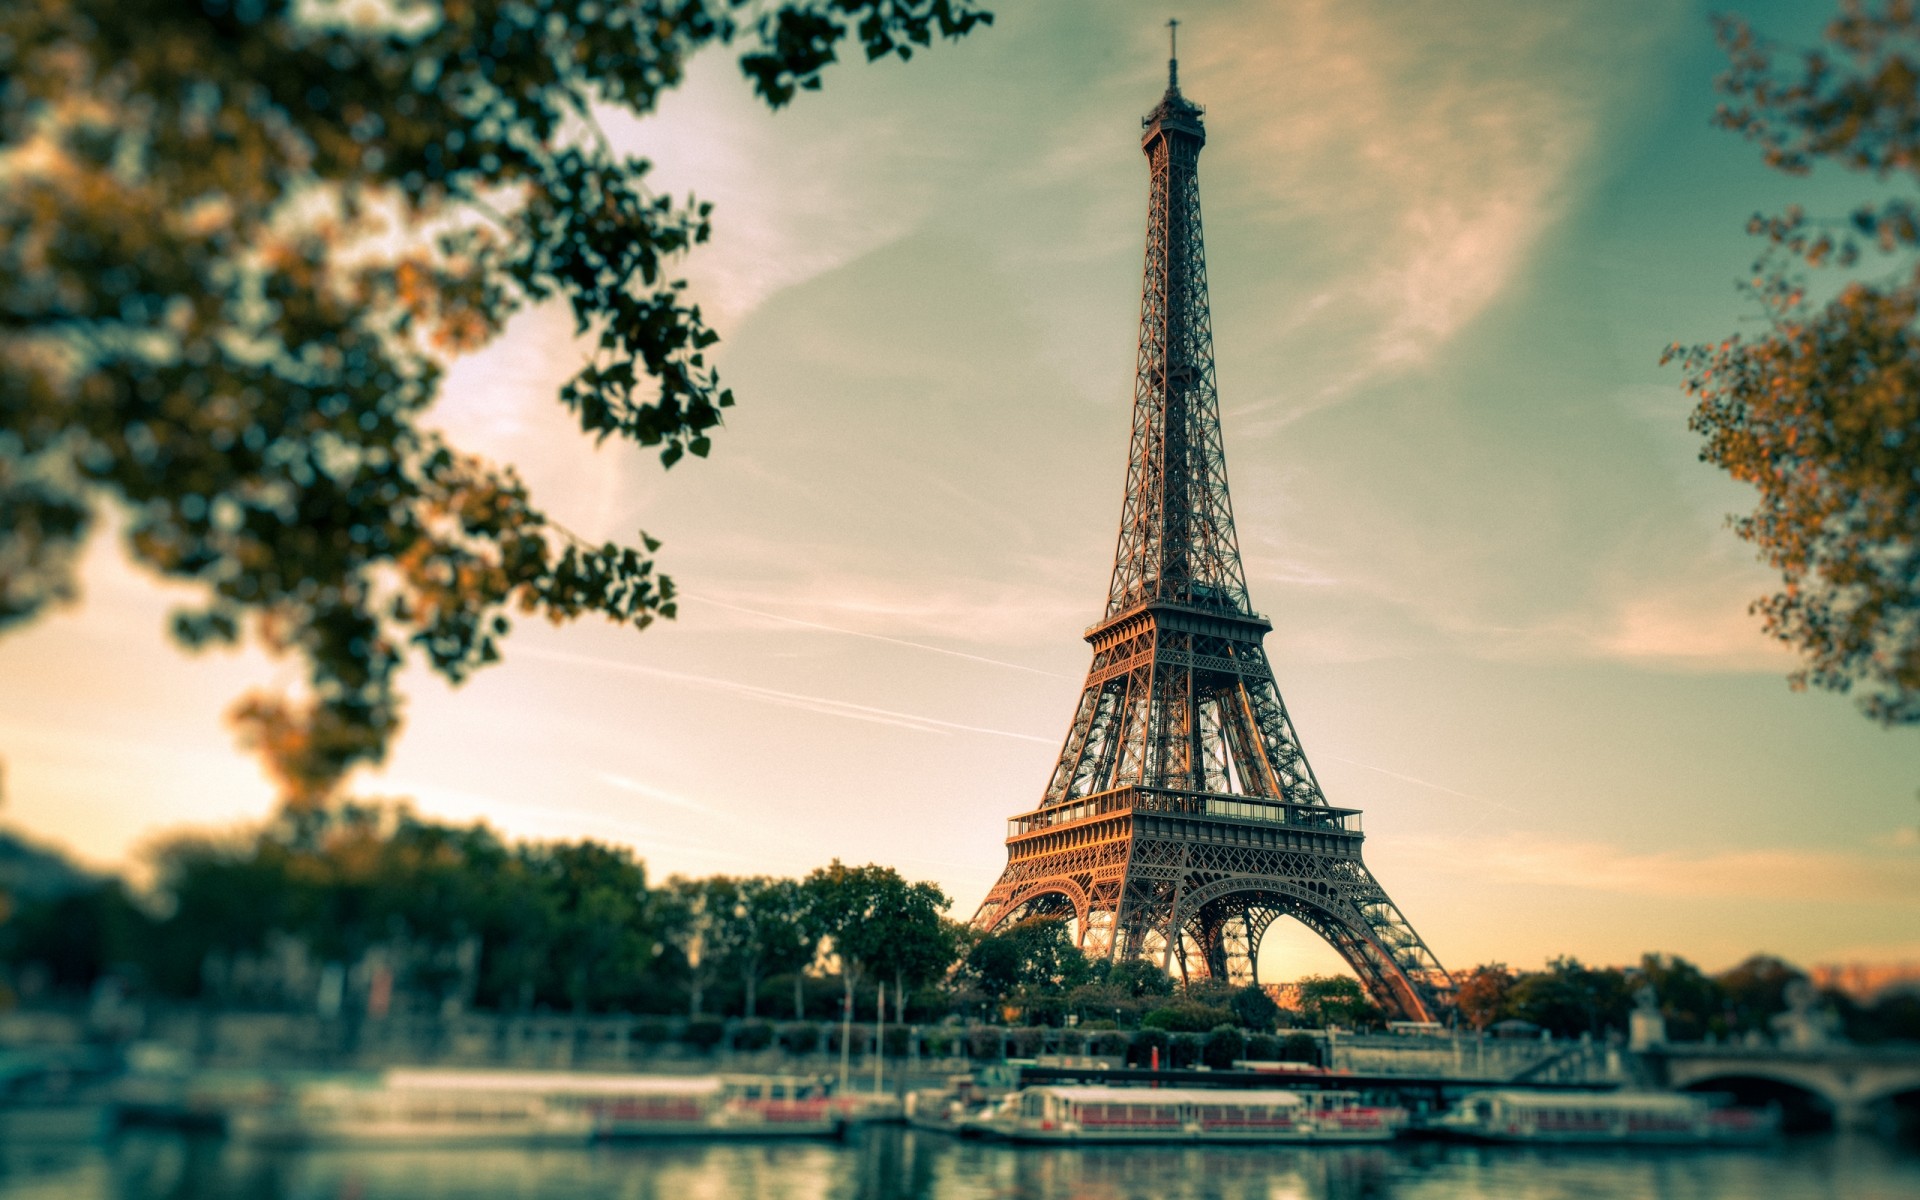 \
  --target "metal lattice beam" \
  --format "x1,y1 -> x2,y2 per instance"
973,47 -> 1453,1025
